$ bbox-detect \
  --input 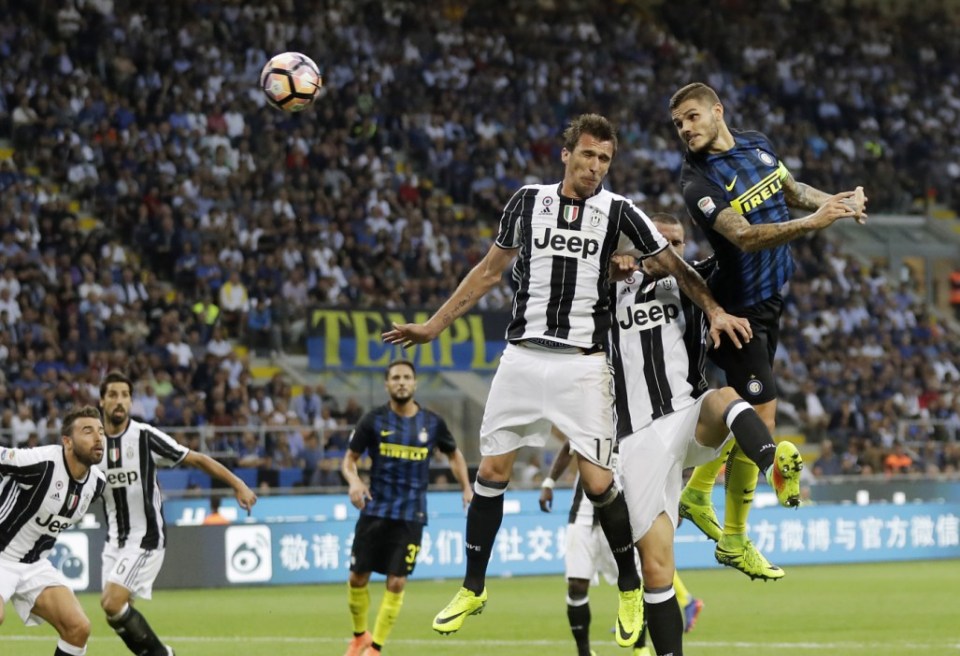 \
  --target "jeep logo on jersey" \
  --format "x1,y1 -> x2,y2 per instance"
617,300 -> 680,331
36,513 -> 72,534
533,227 -> 600,260
106,469 -> 140,487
